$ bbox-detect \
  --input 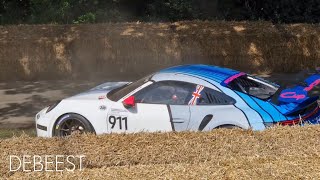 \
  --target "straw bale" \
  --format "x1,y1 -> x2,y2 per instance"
1,126 -> 320,178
